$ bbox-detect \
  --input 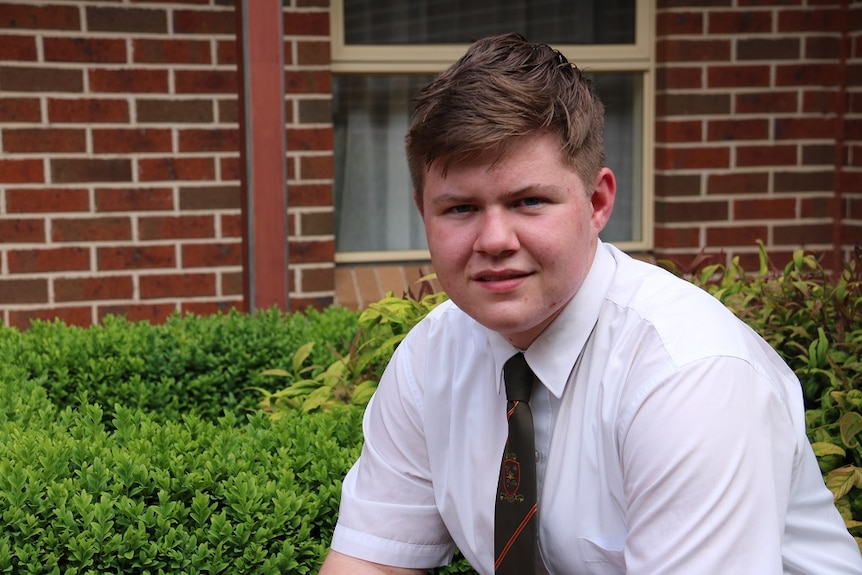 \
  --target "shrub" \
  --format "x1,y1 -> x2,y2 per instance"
0,306 -> 360,424
0,374 -> 363,574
